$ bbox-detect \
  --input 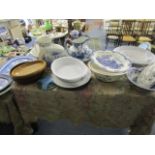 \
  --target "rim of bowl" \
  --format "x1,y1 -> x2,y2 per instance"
51,56 -> 88,82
